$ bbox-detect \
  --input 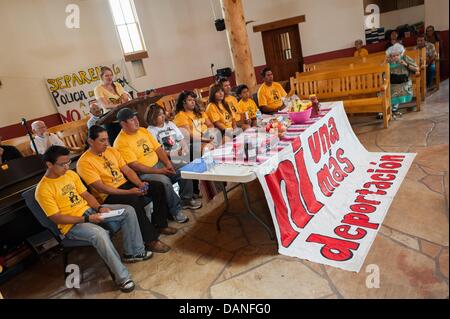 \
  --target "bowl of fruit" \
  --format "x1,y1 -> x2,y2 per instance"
287,99 -> 313,124
265,119 -> 287,139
